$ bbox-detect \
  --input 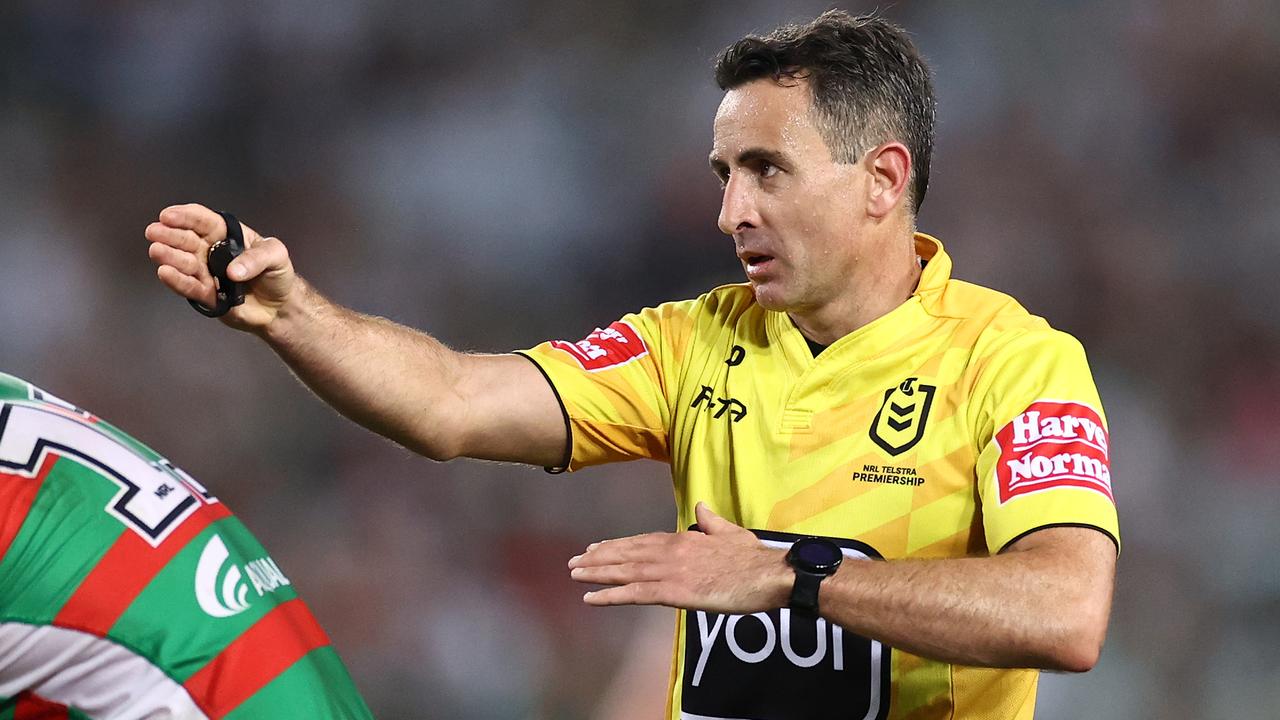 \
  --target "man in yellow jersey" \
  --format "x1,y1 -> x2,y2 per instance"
145,10 -> 1117,719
